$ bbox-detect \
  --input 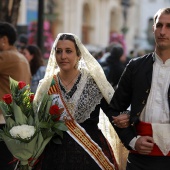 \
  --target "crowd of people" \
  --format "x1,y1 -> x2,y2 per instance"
0,7 -> 170,170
